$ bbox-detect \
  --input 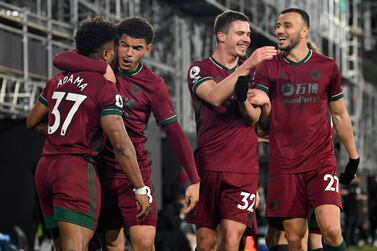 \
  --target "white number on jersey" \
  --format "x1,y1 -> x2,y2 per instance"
48,91 -> 87,136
